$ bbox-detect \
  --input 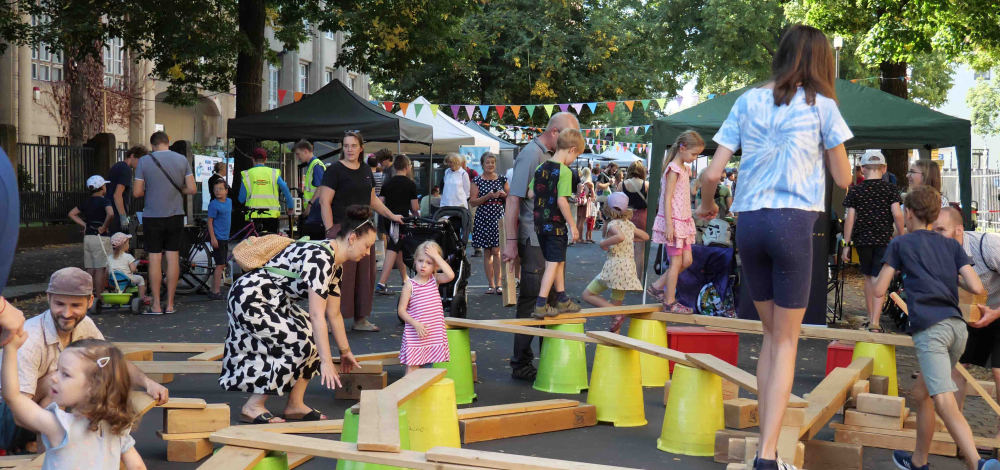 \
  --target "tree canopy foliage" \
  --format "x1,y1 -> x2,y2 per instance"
968,73 -> 1000,137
